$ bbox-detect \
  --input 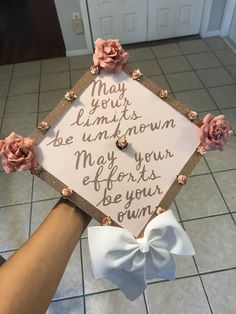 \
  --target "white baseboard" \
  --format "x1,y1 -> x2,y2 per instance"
201,30 -> 220,38
224,37 -> 236,54
66,48 -> 91,57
